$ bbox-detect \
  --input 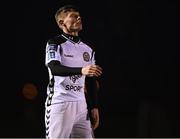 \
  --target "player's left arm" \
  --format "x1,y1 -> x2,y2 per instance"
86,46 -> 102,130
85,77 -> 100,130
